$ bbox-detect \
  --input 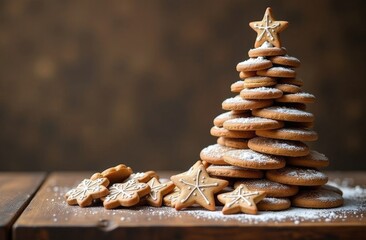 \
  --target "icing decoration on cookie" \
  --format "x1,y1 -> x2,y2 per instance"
217,184 -> 266,214
146,177 -> 175,207
249,7 -> 288,48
